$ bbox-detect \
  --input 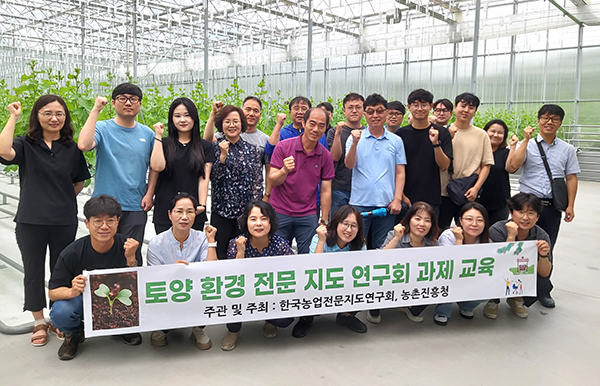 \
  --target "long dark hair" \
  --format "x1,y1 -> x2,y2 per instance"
457,202 -> 490,243
28,95 -> 74,143
400,201 -> 440,242
326,205 -> 366,251
164,98 -> 206,177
